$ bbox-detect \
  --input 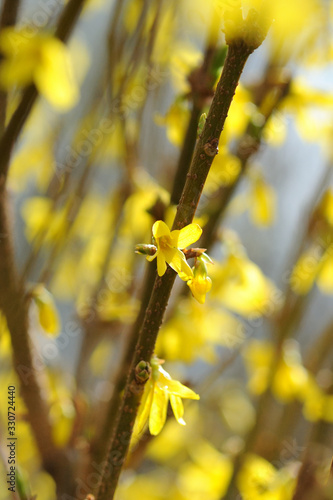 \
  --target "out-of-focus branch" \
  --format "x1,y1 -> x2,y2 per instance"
0,184 -> 74,496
